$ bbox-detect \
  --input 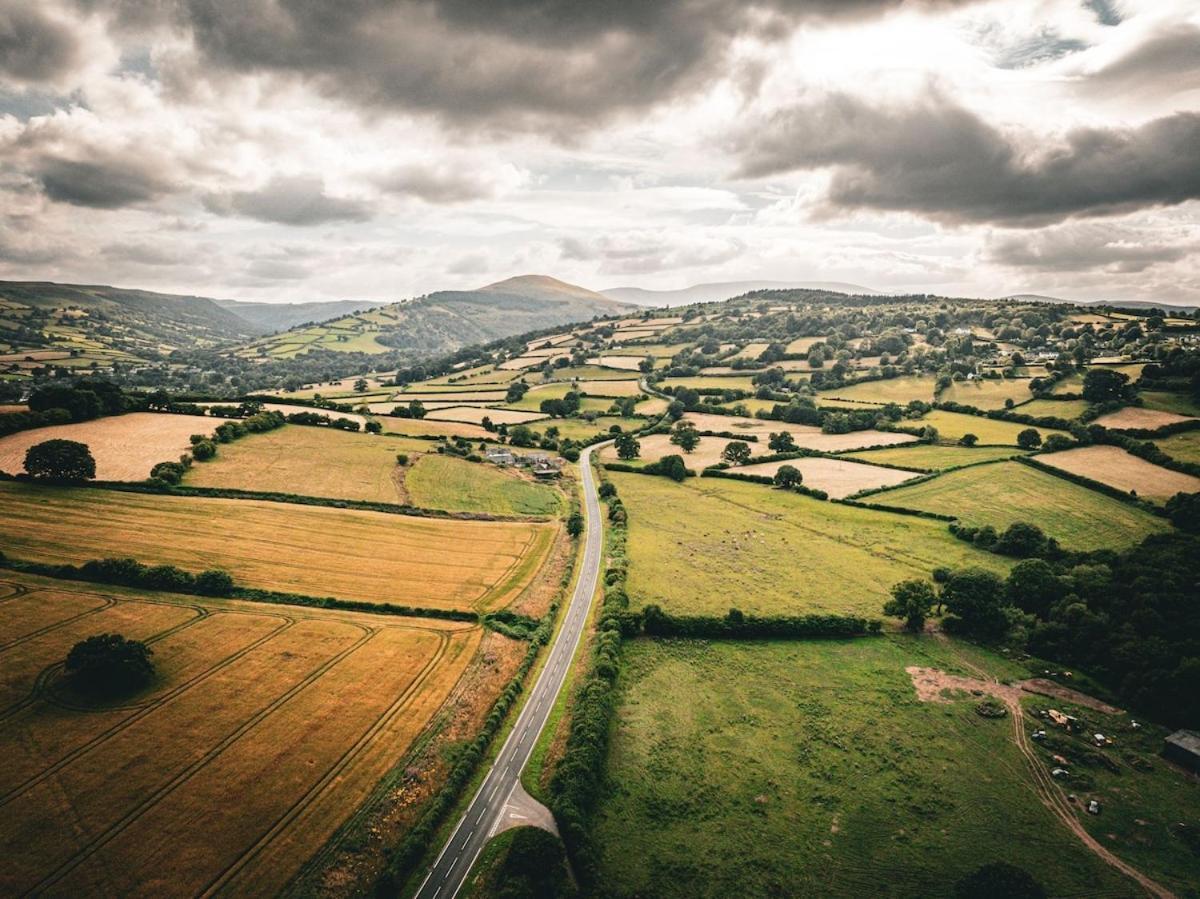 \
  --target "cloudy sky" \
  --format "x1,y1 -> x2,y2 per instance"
1,0 -> 1198,305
